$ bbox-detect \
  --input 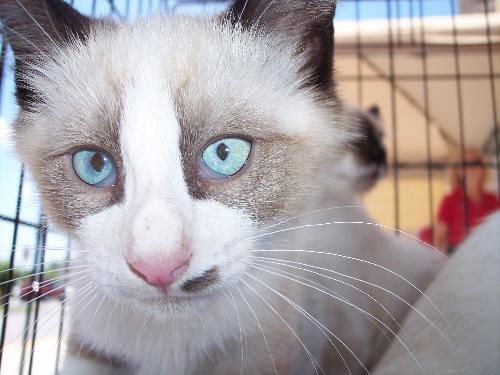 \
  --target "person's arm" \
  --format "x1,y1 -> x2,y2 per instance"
434,220 -> 448,252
